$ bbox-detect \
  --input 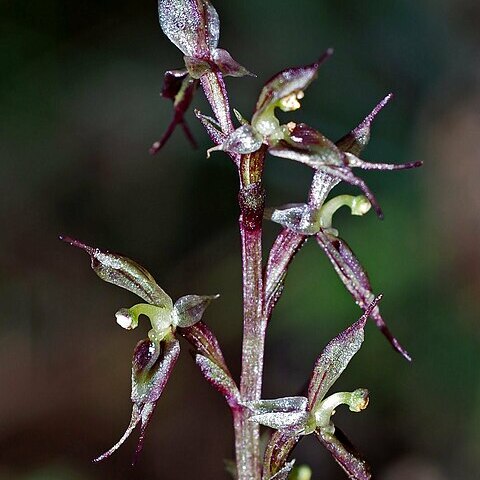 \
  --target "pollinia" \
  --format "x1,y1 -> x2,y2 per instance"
62,1 -> 421,479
